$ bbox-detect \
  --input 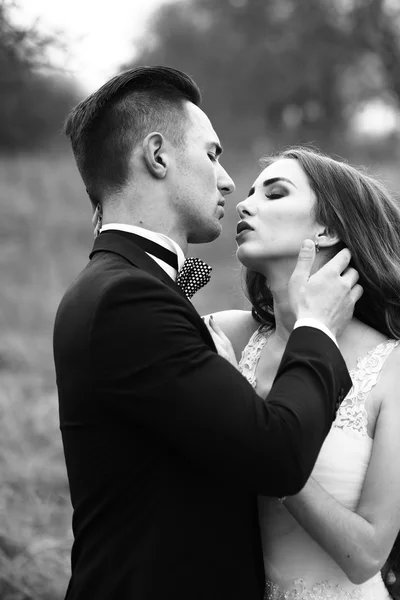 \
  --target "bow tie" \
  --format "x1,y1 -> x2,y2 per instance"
105,231 -> 212,299
176,257 -> 212,299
